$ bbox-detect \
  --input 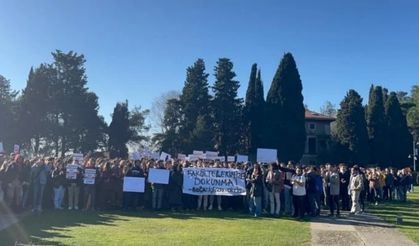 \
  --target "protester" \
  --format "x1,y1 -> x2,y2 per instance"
291,166 -> 306,219
30,158 -> 50,213
266,163 -> 283,217
349,166 -> 363,215
51,160 -> 66,210
328,165 -> 340,217
248,164 -> 263,217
